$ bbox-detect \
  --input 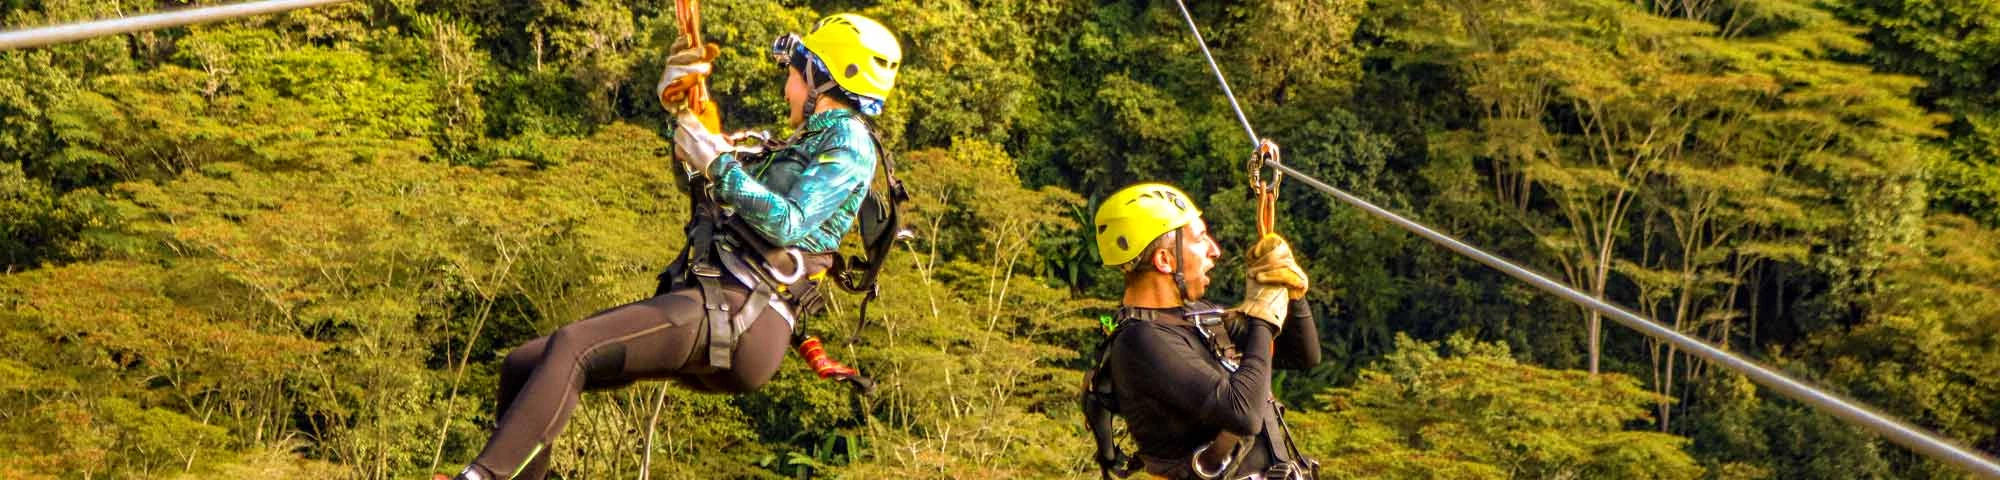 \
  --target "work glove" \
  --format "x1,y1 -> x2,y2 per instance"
1235,234 -> 1310,330
673,111 -> 733,173
657,38 -> 720,112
